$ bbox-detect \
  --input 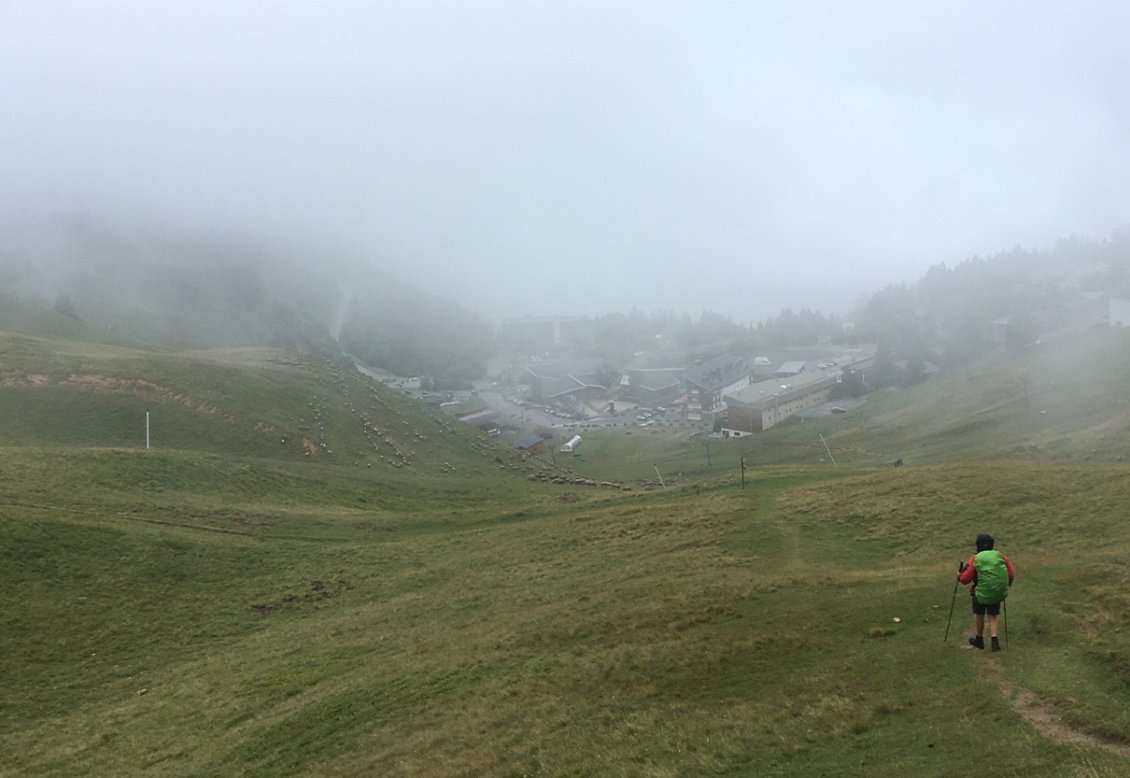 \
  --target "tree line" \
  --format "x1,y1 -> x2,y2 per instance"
5,216 -> 1126,392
